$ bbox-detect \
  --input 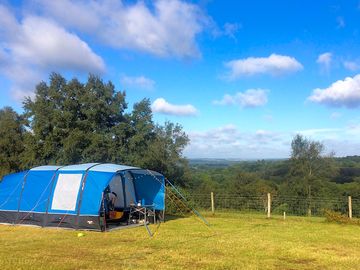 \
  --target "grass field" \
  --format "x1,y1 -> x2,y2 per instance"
1,212 -> 359,270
